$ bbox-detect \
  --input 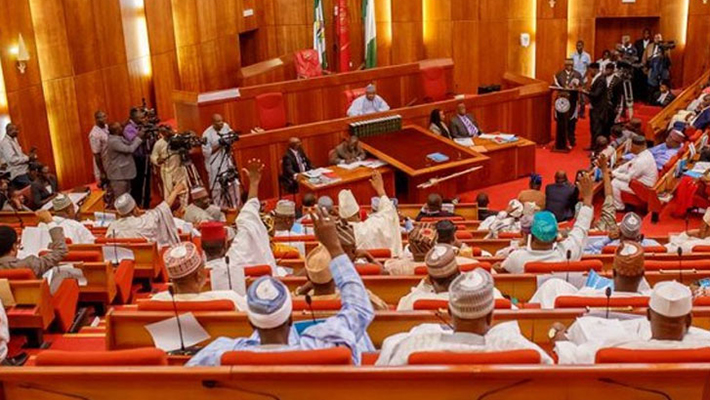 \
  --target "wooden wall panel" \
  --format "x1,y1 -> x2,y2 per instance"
5,87 -> 53,169
682,12 -> 710,87
0,0 -> 43,91
596,0 -> 661,17
593,17 -> 659,60
536,18 -> 567,83
28,0 -> 73,81
452,21 -> 479,93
